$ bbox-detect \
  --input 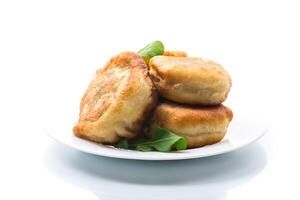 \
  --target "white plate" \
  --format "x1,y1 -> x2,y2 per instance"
44,118 -> 267,160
